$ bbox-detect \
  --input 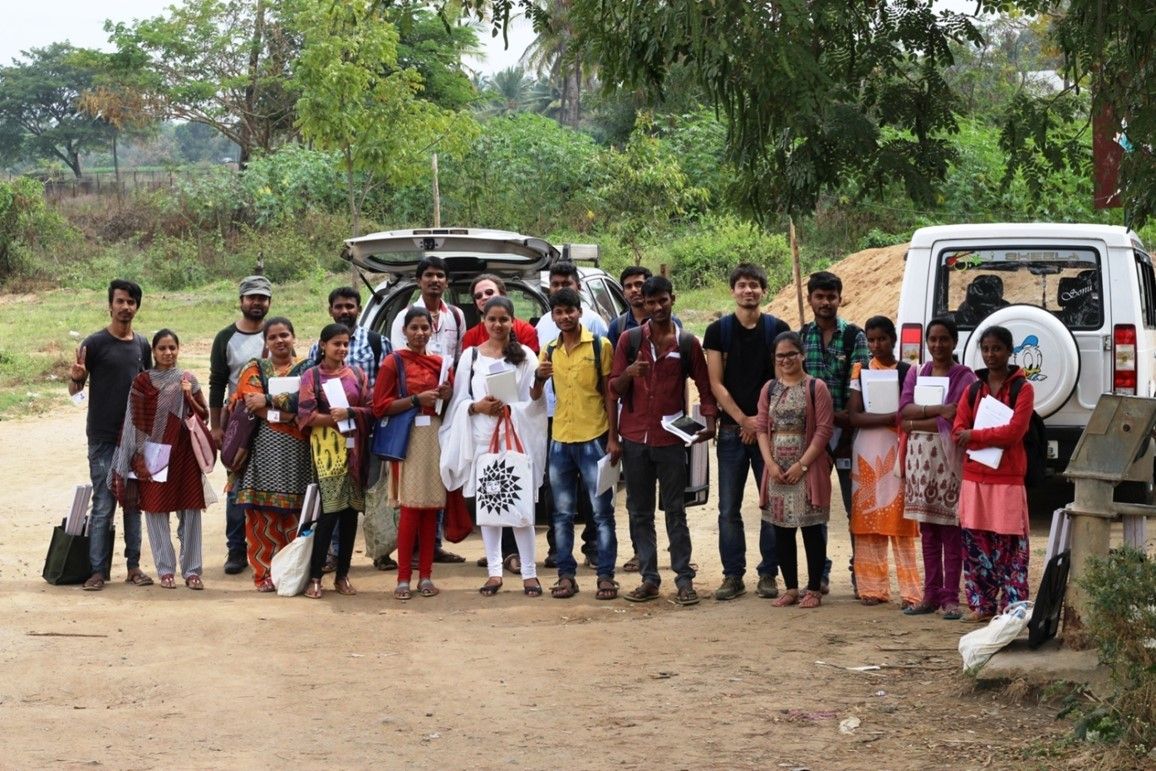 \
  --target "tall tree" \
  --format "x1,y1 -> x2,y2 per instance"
0,43 -> 109,177
105,0 -> 300,166
520,0 -> 588,127
294,0 -> 476,240
76,51 -> 164,188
